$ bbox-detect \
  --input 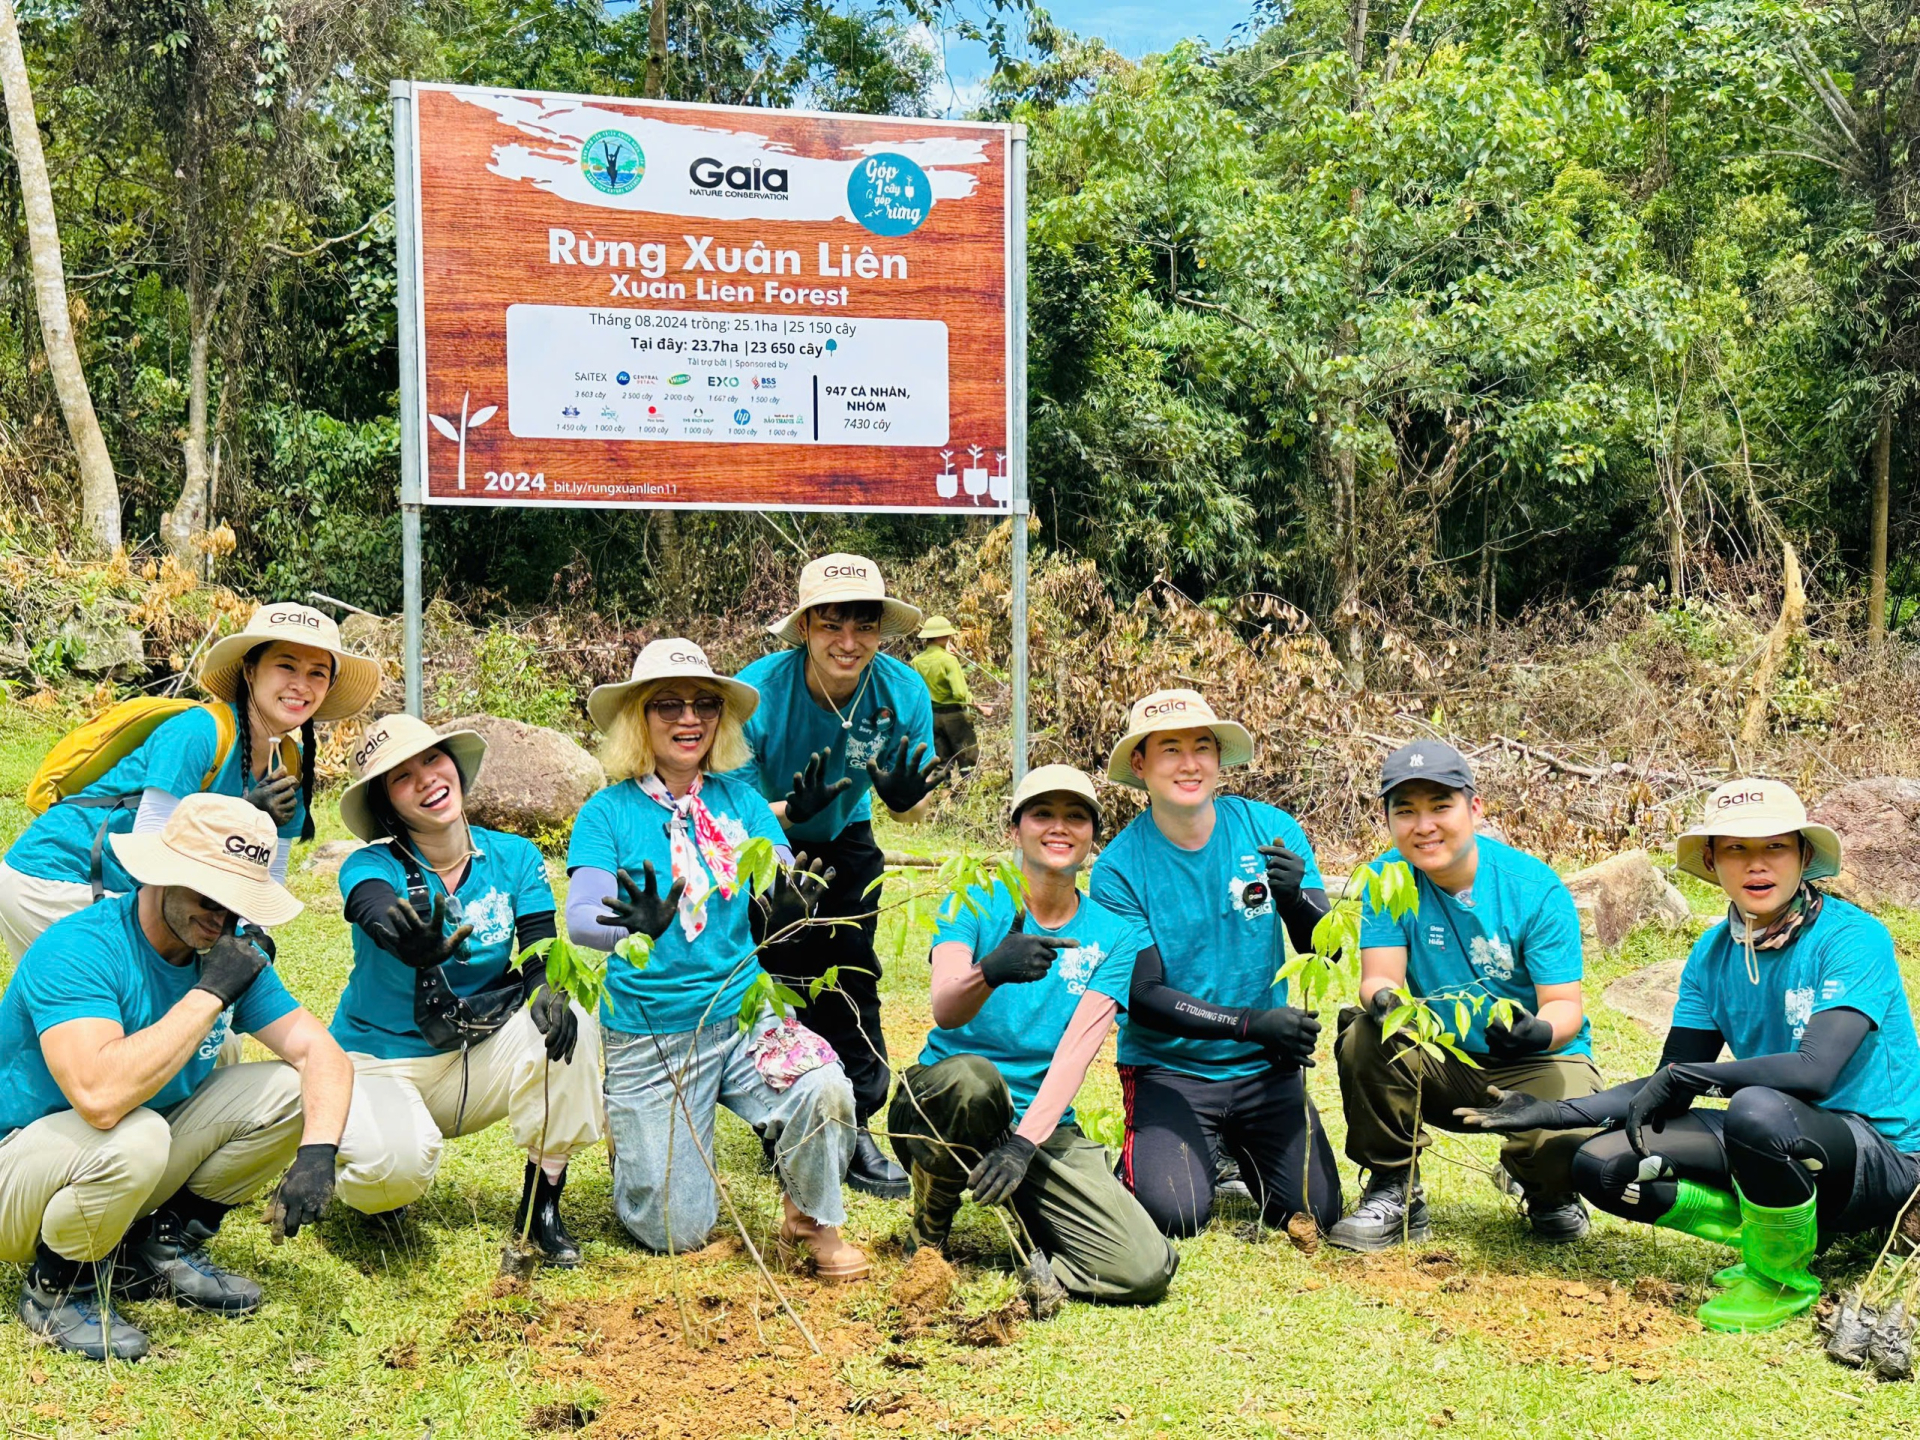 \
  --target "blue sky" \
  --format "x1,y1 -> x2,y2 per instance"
931,1 -> 1258,112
